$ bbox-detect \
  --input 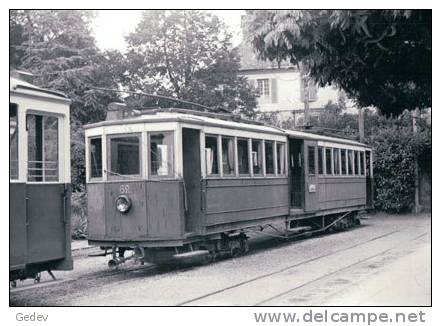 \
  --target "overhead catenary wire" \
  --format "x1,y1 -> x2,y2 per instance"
90,86 -> 231,113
